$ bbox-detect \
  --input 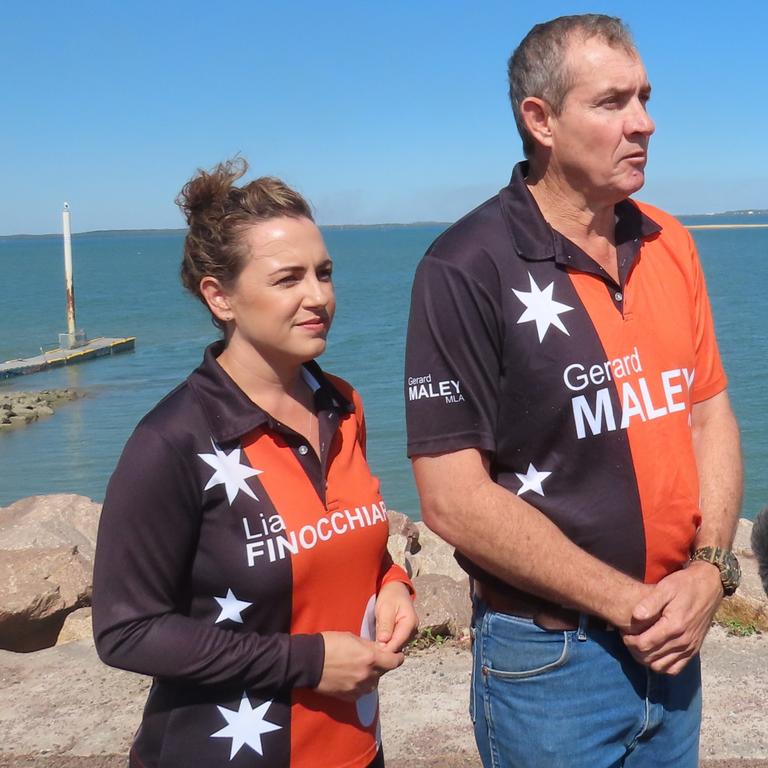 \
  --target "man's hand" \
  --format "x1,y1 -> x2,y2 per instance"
375,581 -> 418,652
315,631 -> 404,701
621,561 -> 723,675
